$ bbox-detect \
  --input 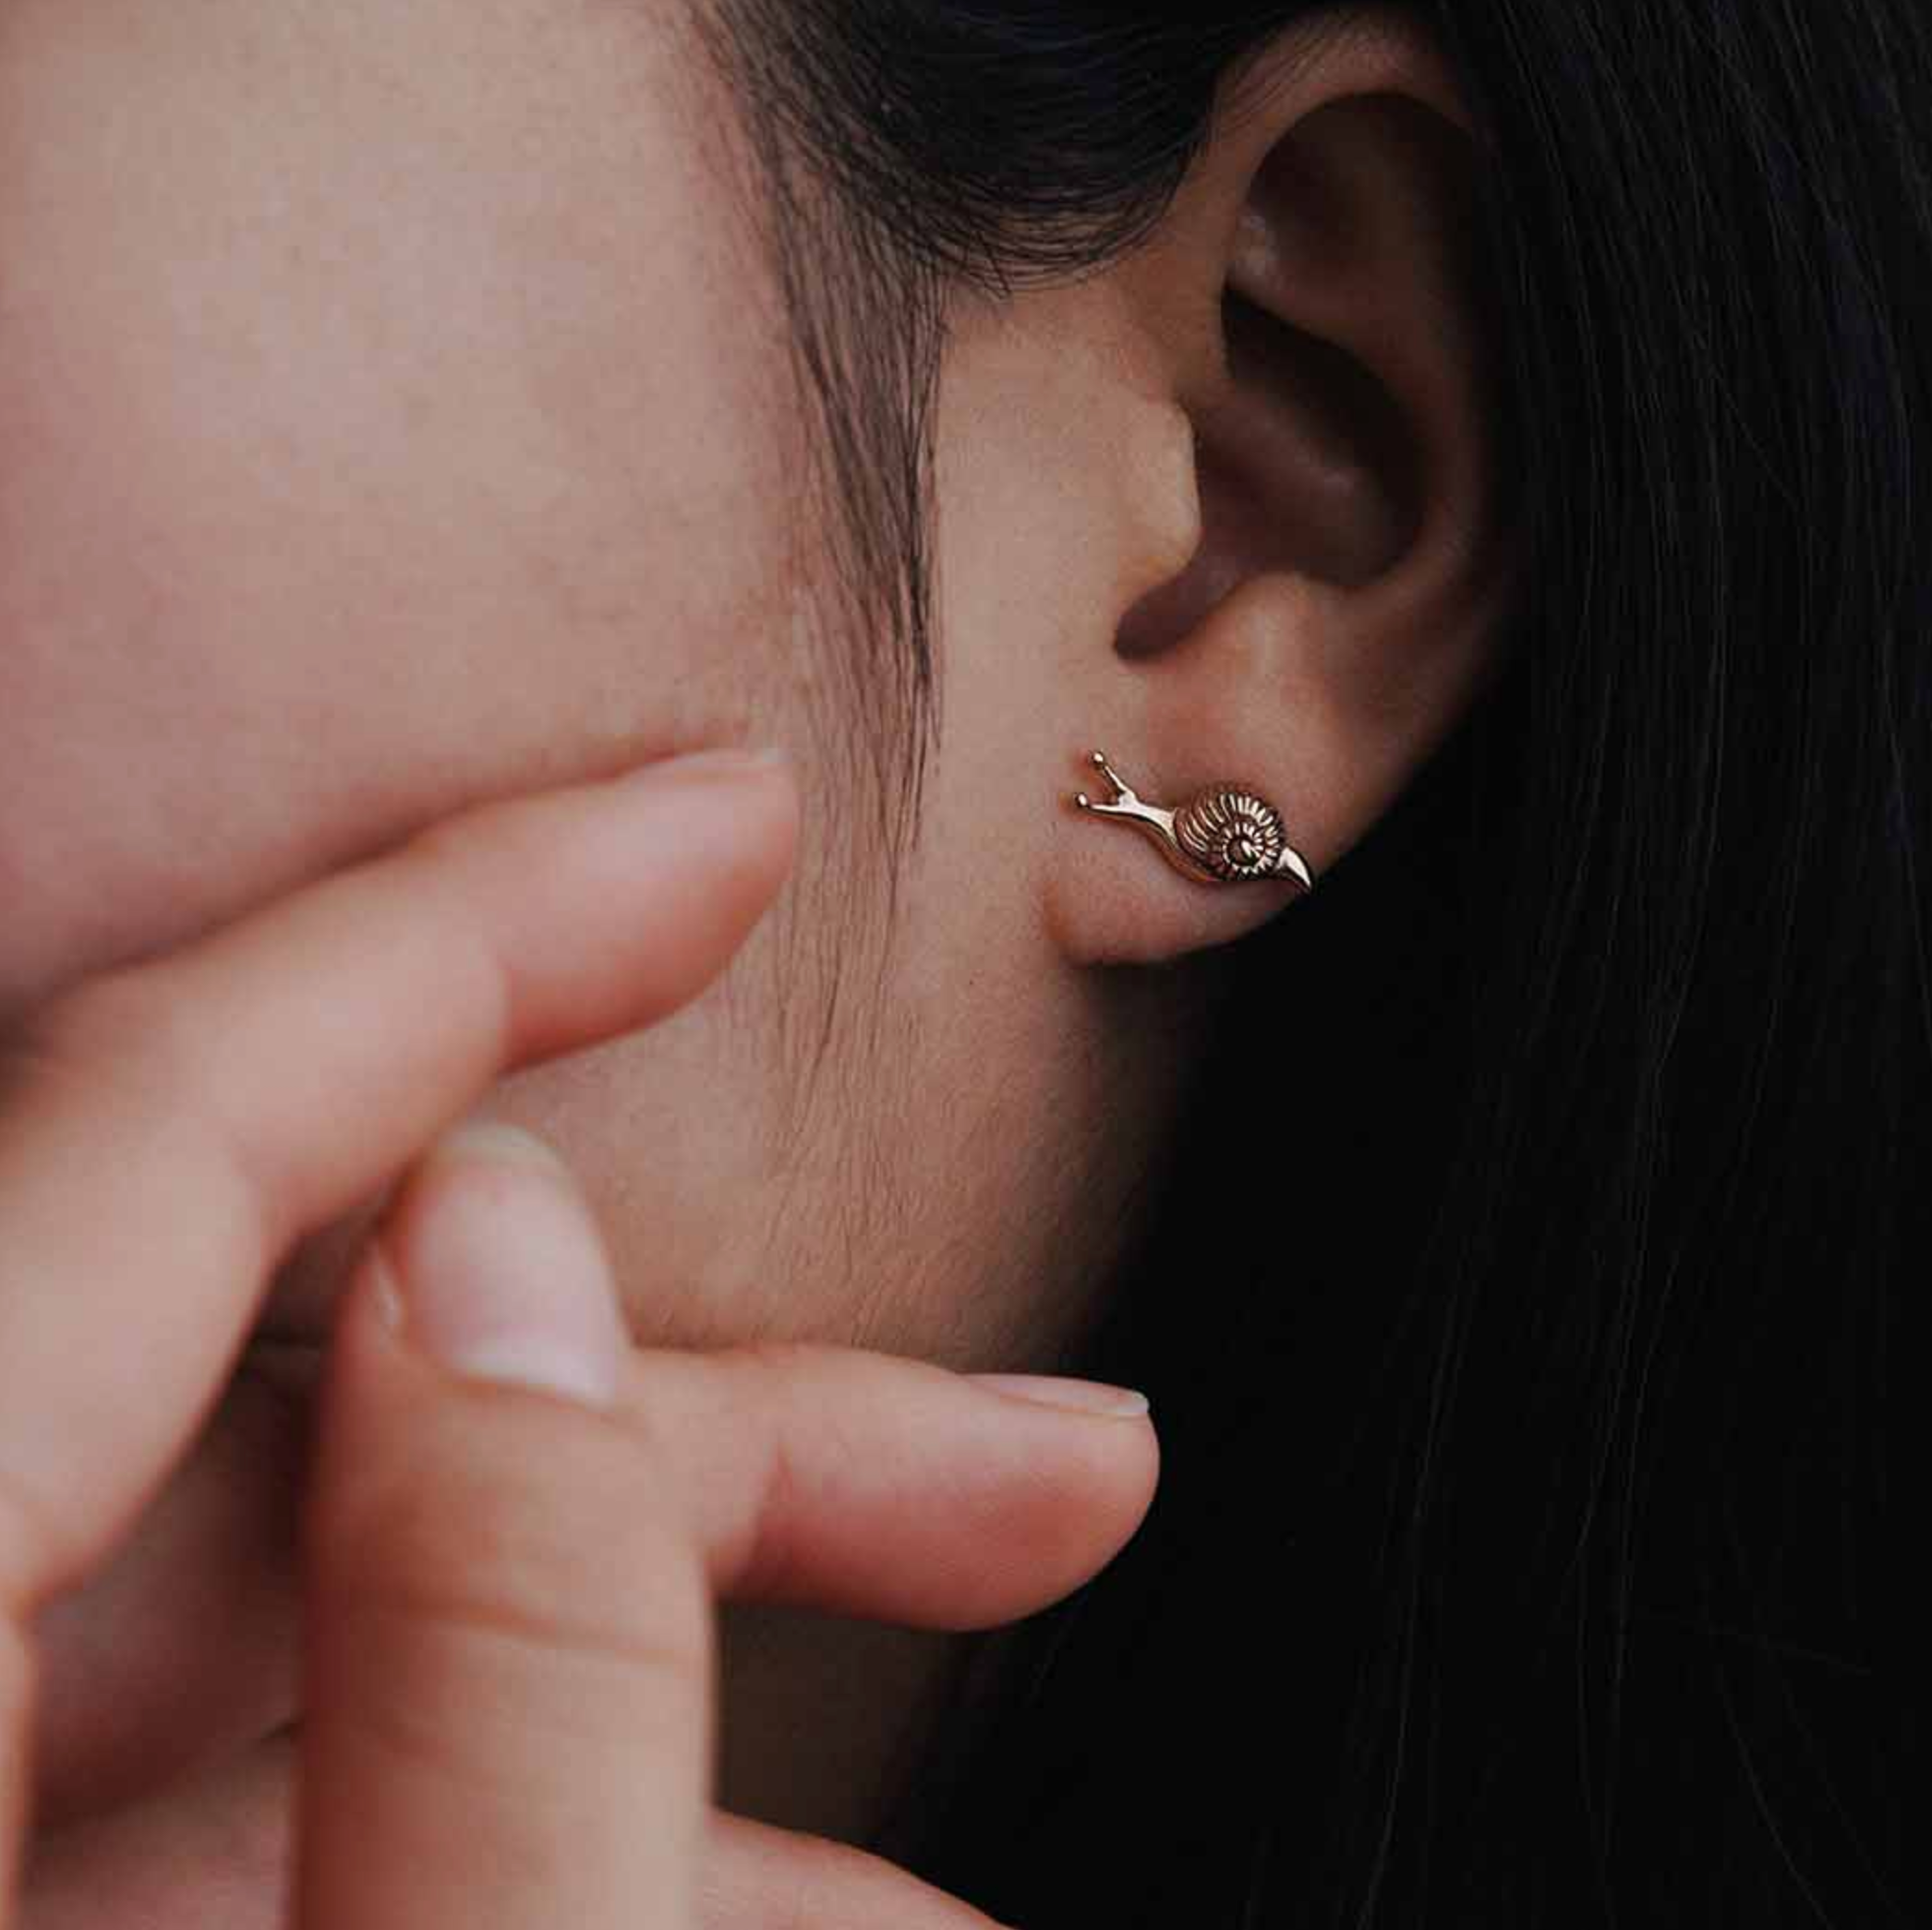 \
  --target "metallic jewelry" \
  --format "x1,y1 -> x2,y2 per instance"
1071,749 -> 1314,891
